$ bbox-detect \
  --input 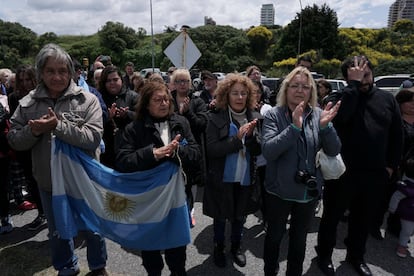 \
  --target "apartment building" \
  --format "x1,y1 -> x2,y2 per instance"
388,0 -> 414,28
261,4 -> 275,26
